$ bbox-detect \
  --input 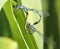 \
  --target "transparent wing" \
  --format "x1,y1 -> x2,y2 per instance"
29,25 -> 56,47
27,8 -> 49,16
15,4 -> 49,17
